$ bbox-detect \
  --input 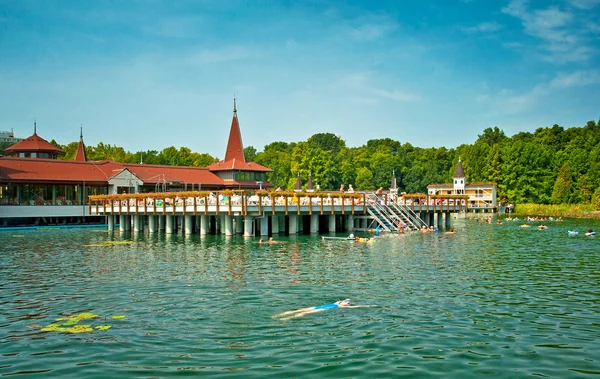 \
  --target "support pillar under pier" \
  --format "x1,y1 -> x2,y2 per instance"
200,215 -> 208,235
166,215 -> 174,234
347,215 -> 354,232
185,215 -> 193,235
224,215 -> 233,236
243,216 -> 253,237
148,215 -> 157,233
288,215 -> 297,235
272,216 -> 280,234
310,214 -> 319,234
328,215 -> 336,232
260,215 -> 269,236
